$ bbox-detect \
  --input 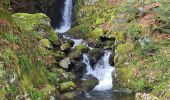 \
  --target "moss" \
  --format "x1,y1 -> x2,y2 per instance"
12,13 -> 50,31
81,78 -> 98,91
60,43 -> 71,51
87,28 -> 104,40
12,13 -> 61,46
110,32 -> 126,43
75,44 -> 89,53
48,31 -> 61,46
115,66 -> 135,89
40,85 -> 60,99
62,92 -> 77,100
39,39 -> 52,49
96,18 -> 105,25
52,51 -> 65,61
114,42 -> 135,67
68,24 -> 90,38
60,81 -> 76,93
